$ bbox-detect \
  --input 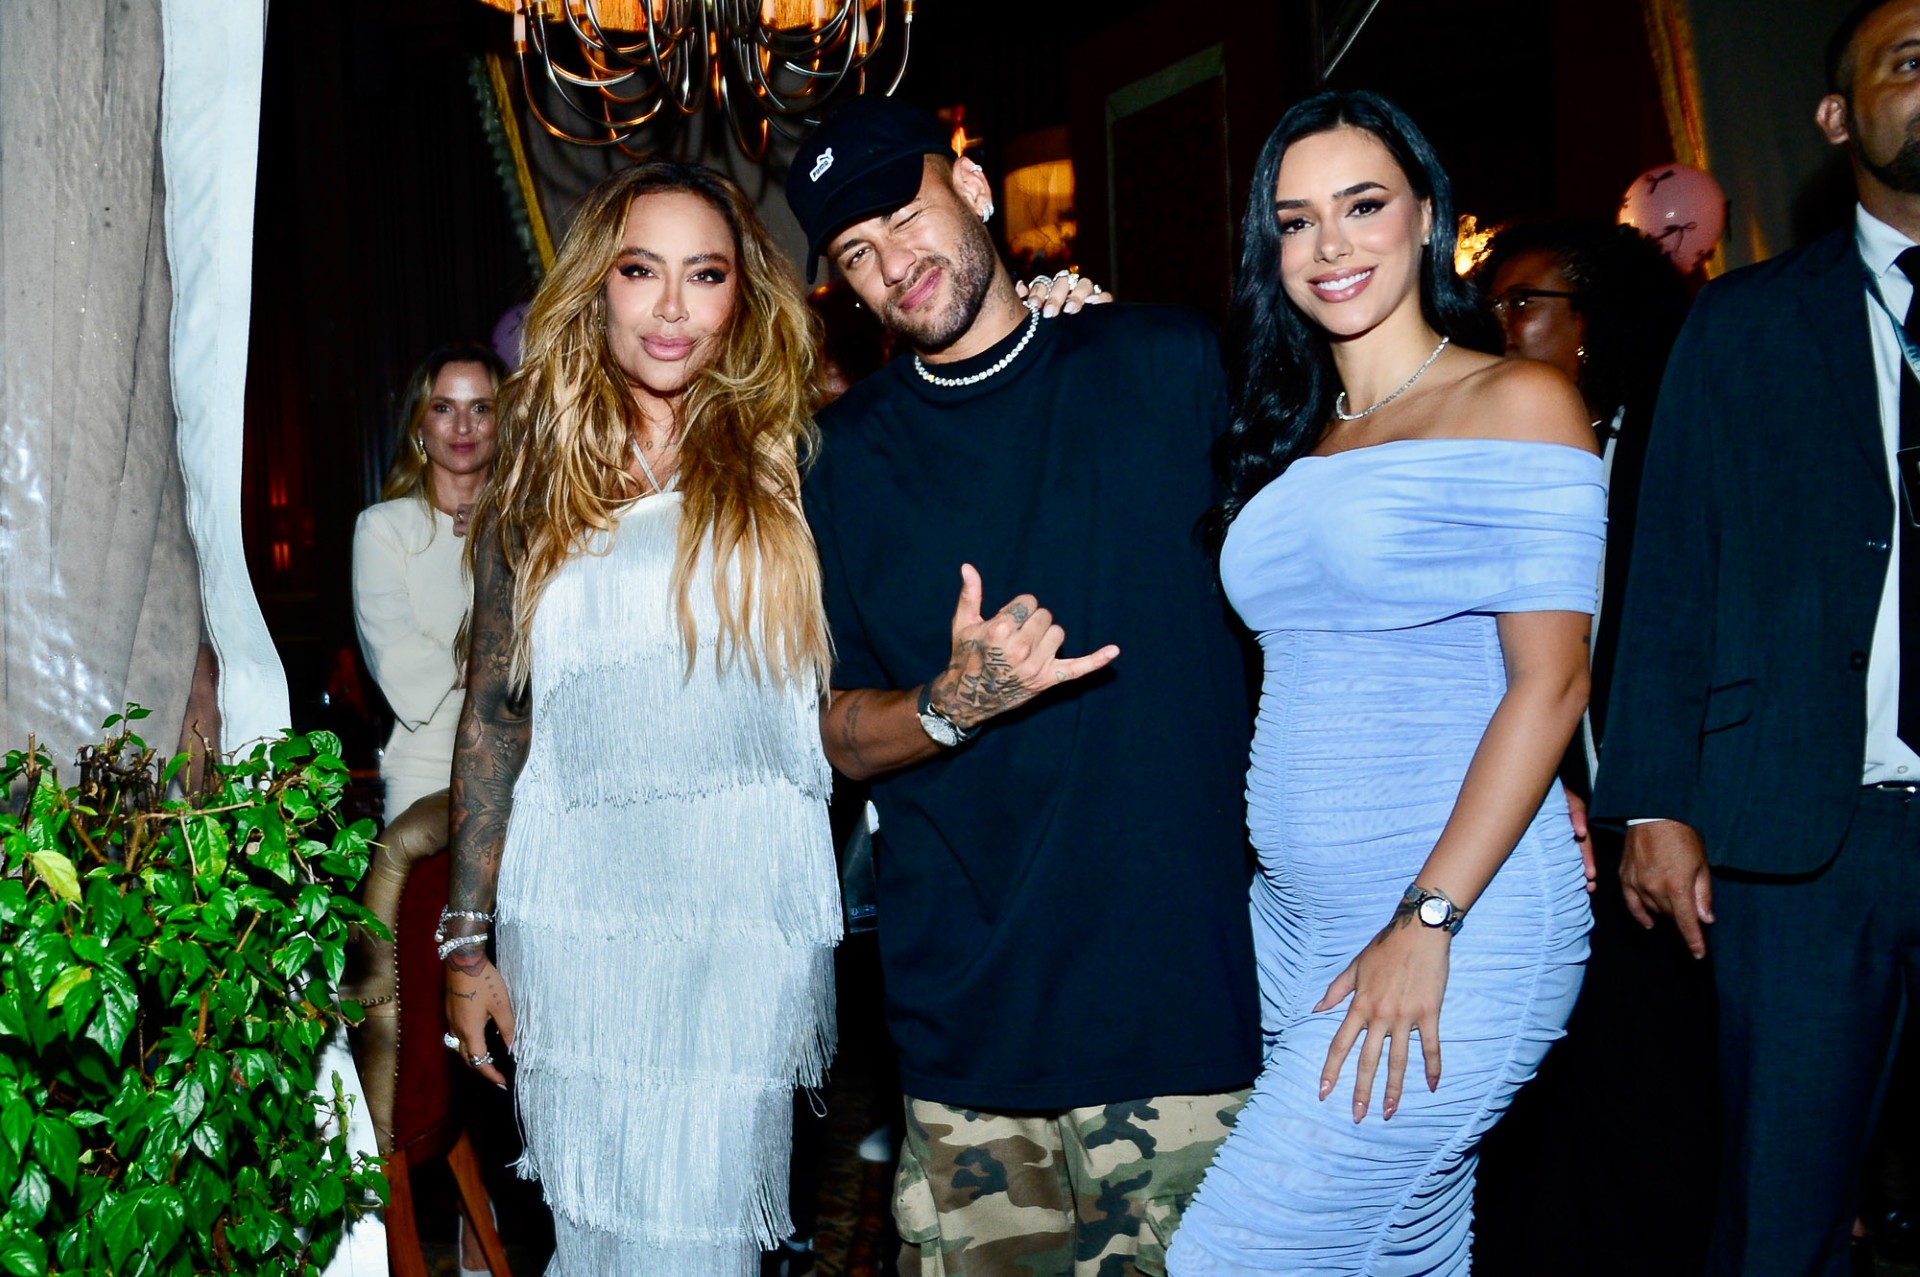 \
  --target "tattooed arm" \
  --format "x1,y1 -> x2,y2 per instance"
442,528 -> 529,1087
820,562 -> 1120,781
